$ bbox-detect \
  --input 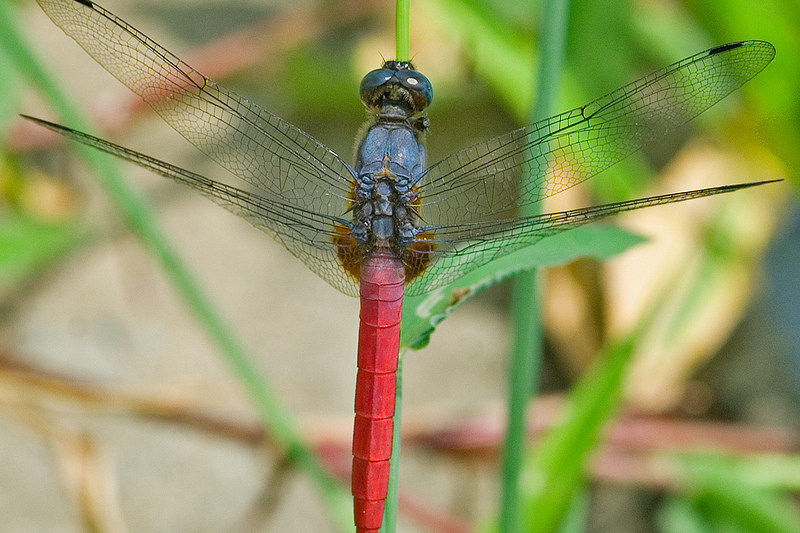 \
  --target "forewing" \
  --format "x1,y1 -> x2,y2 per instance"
418,41 -> 775,226
408,41 -> 775,294
38,0 -> 355,219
